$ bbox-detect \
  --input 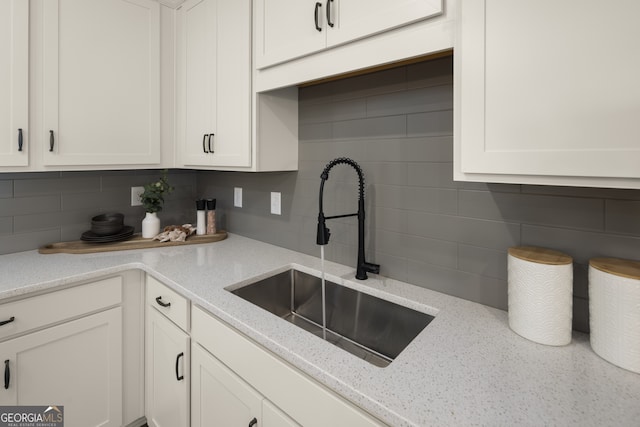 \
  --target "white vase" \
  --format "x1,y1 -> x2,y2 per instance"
142,212 -> 160,238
